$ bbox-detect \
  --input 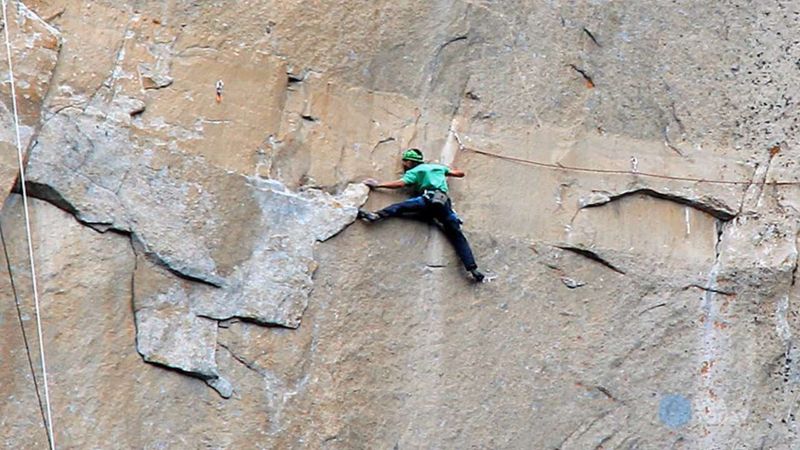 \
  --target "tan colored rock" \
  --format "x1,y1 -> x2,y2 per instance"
4,0 -> 800,448
0,2 -> 59,204
565,192 -> 719,276
0,195 -> 281,448
132,252 -> 231,397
